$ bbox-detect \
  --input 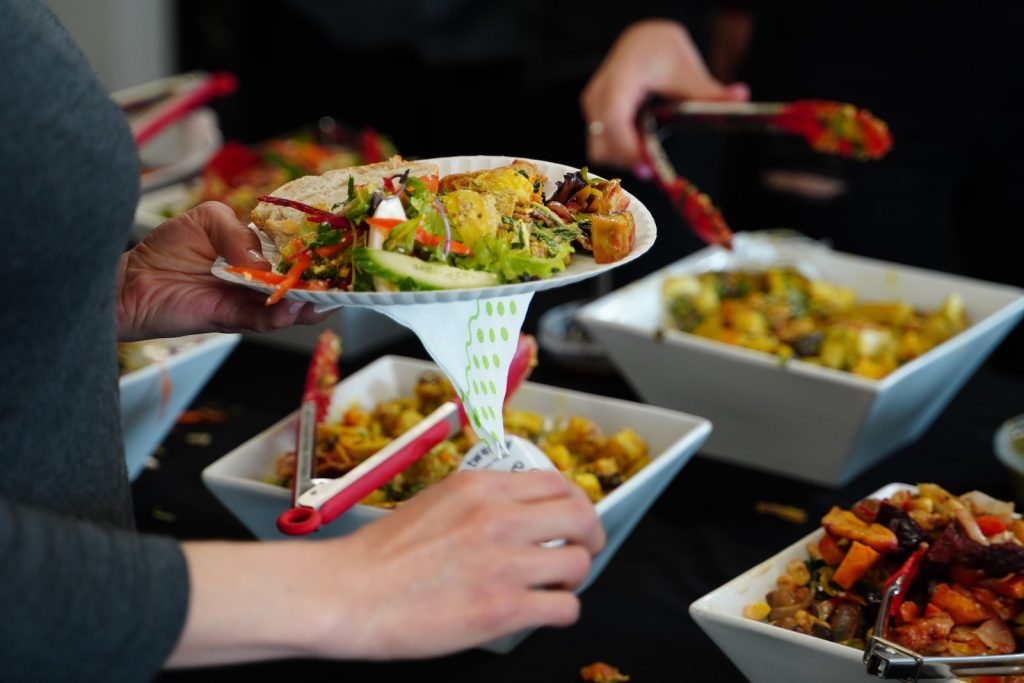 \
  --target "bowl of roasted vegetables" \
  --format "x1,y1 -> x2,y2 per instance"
202,353 -> 710,592
691,483 -> 1024,683
119,333 -> 240,480
578,232 -> 1024,487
